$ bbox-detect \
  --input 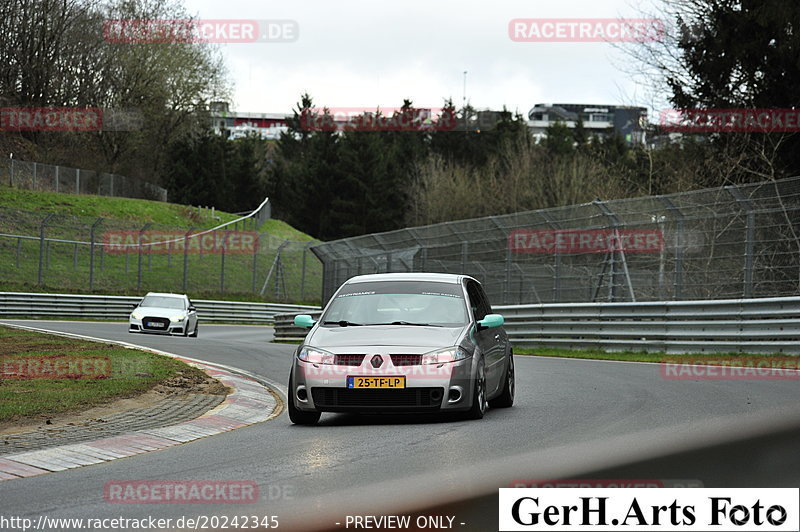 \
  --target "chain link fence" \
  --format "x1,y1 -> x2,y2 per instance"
312,177 -> 800,305
0,206 -> 321,304
1,158 -> 168,202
